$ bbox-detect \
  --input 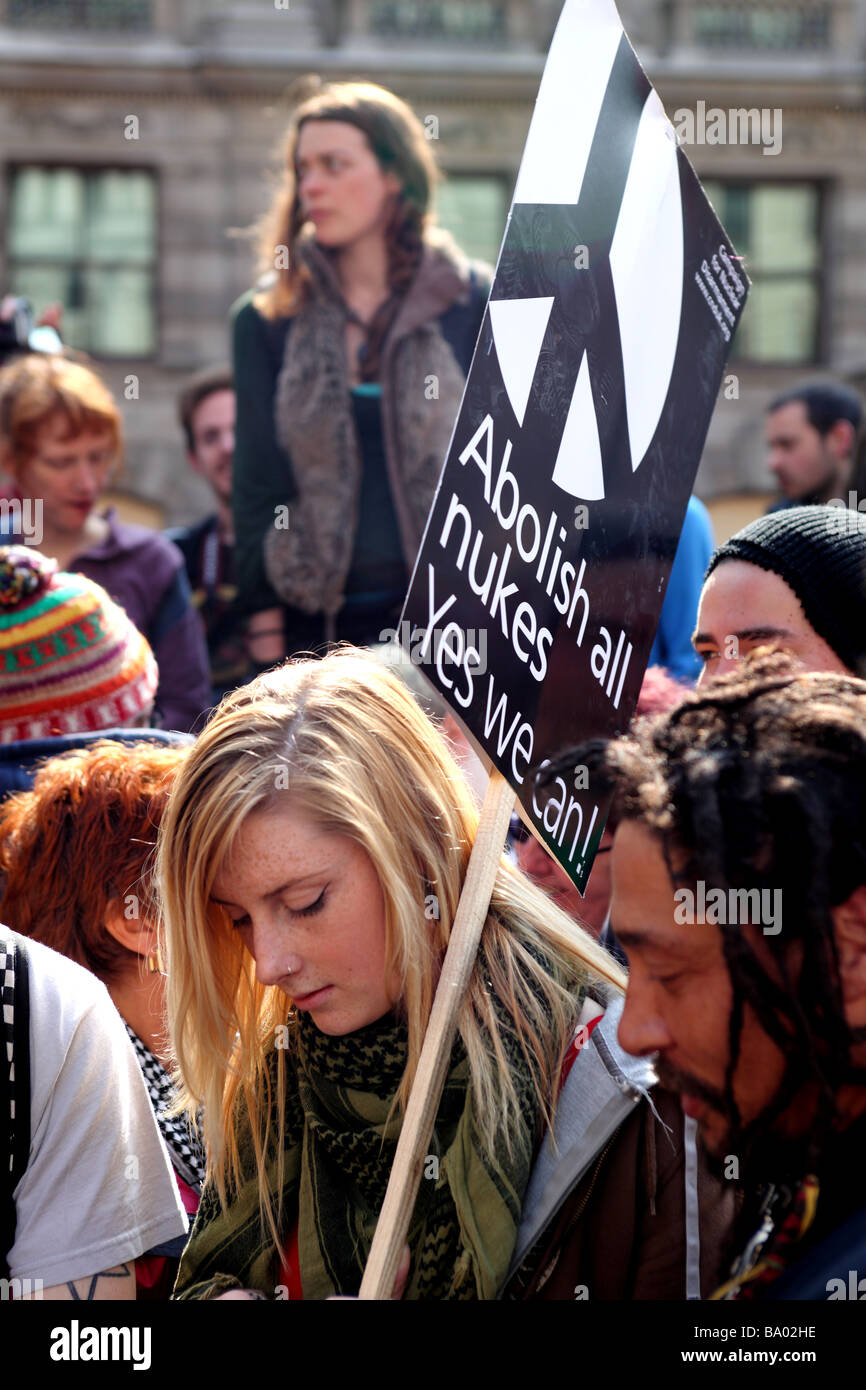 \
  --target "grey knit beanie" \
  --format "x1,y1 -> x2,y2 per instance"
704,505 -> 866,674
